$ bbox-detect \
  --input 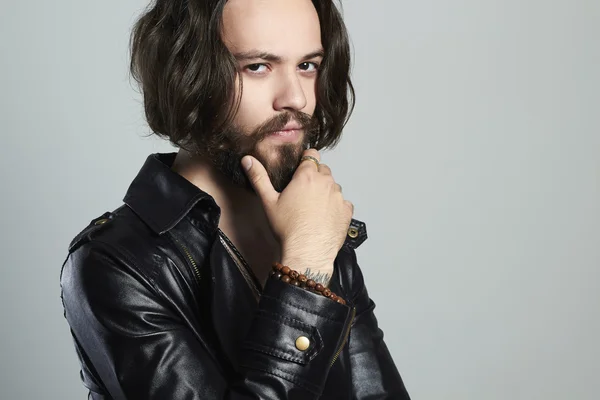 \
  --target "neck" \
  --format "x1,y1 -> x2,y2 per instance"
171,149 -> 280,281
171,148 -> 266,228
